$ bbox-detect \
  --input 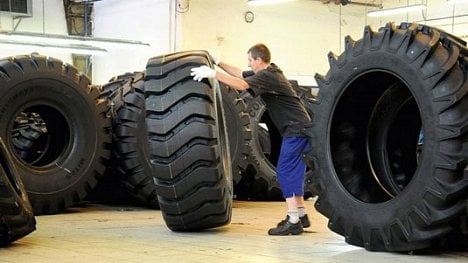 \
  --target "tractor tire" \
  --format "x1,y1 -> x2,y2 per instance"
219,84 -> 252,197
308,22 -> 468,251
242,97 -> 283,200
145,50 -> 232,231
0,54 -> 111,215
0,137 -> 36,246
98,71 -> 158,208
